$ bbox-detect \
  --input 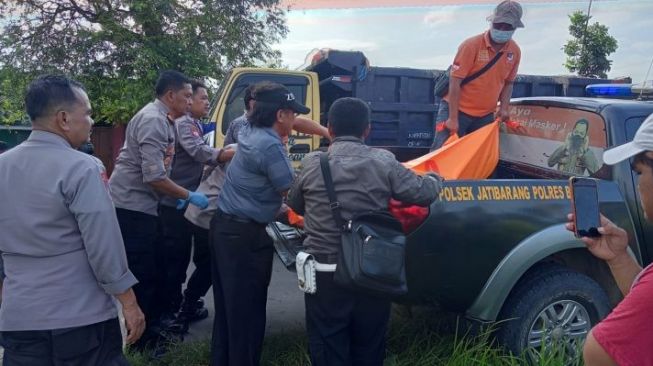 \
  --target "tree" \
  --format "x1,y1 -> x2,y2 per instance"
0,67 -> 32,125
0,1 -> 288,123
563,10 -> 618,79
